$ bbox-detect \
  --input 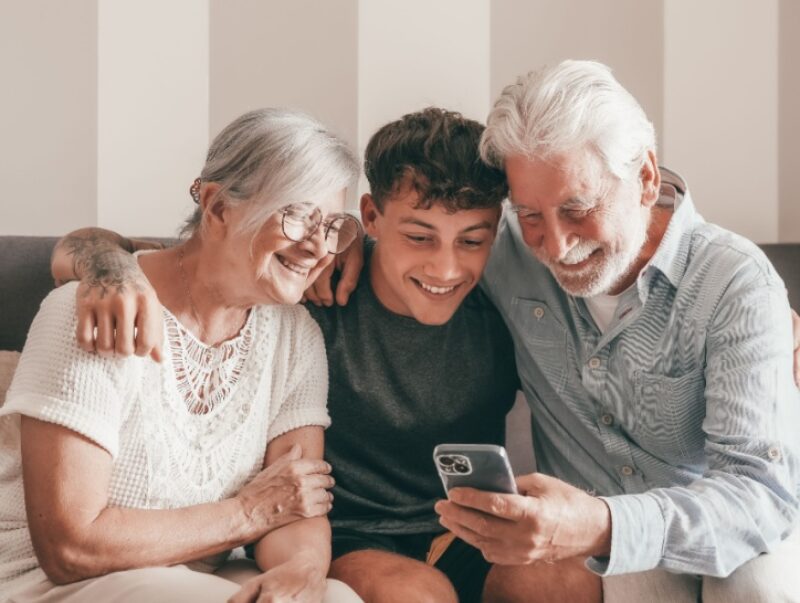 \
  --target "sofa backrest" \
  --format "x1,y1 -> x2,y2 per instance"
1,237 -> 798,352
0,237 -> 60,352
762,244 -> 800,313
